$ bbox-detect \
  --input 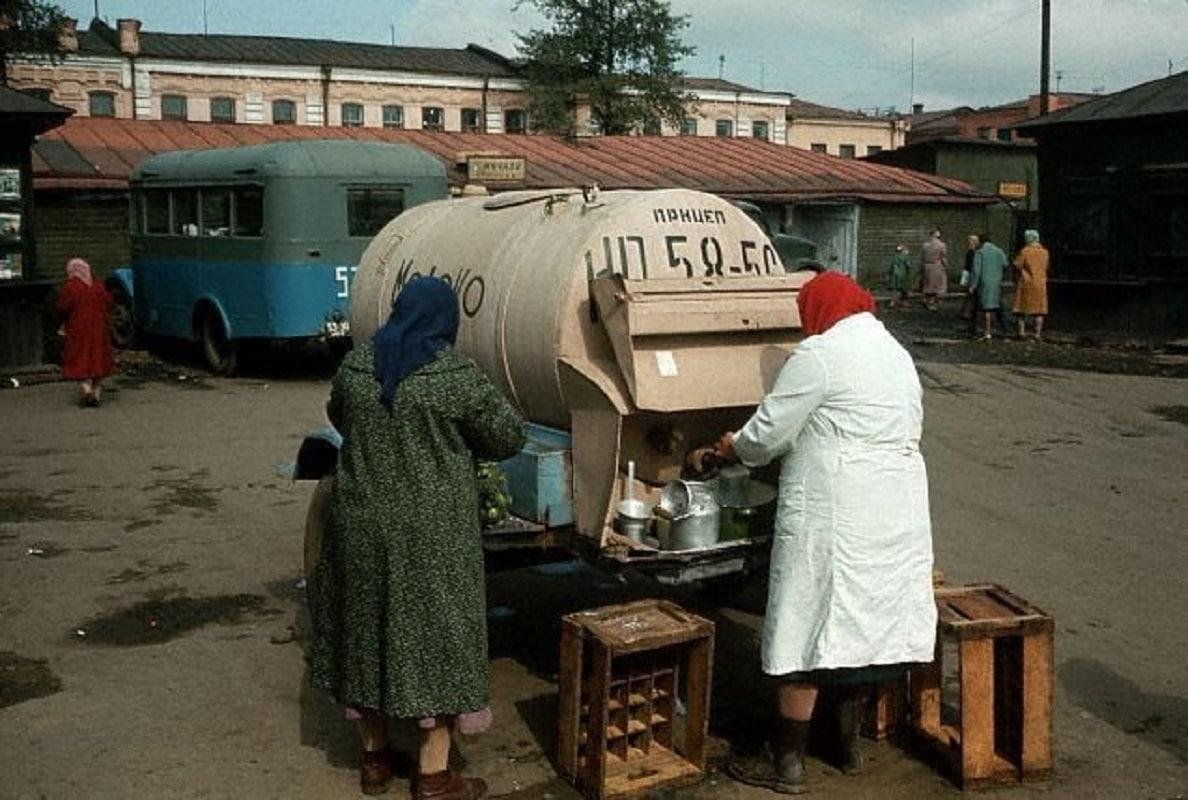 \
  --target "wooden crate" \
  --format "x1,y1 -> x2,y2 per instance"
558,600 -> 714,800
910,583 -> 1054,790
